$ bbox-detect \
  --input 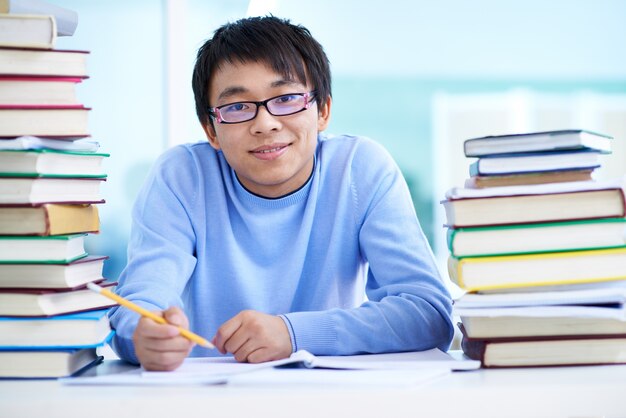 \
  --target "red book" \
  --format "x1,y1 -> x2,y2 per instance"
0,76 -> 84,107
0,48 -> 88,78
